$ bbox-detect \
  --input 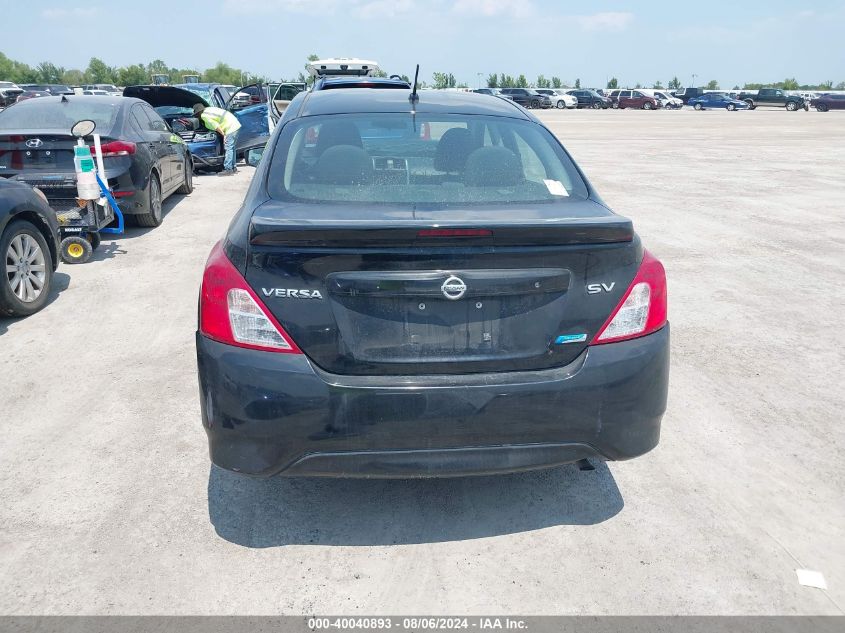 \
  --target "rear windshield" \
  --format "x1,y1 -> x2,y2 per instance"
267,113 -> 588,205
0,99 -> 119,133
